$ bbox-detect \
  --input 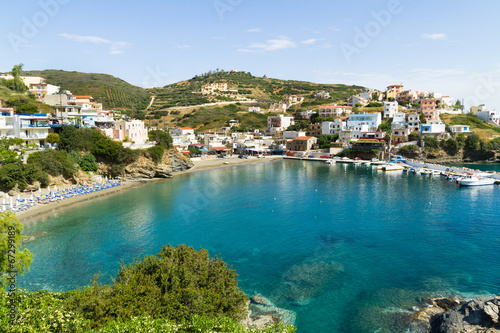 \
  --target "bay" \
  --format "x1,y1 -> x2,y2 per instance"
18,160 -> 500,332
